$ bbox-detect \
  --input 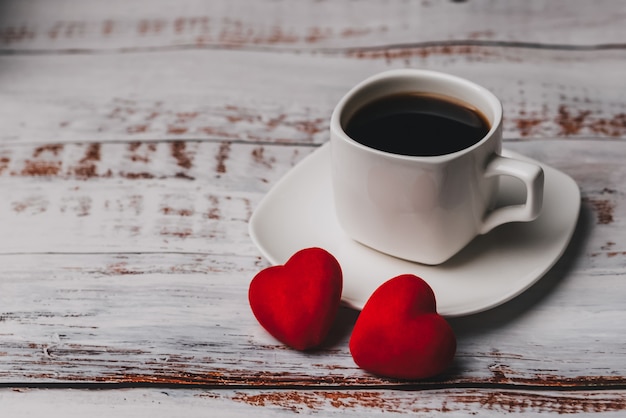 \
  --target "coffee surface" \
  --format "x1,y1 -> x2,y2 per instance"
345,93 -> 490,156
